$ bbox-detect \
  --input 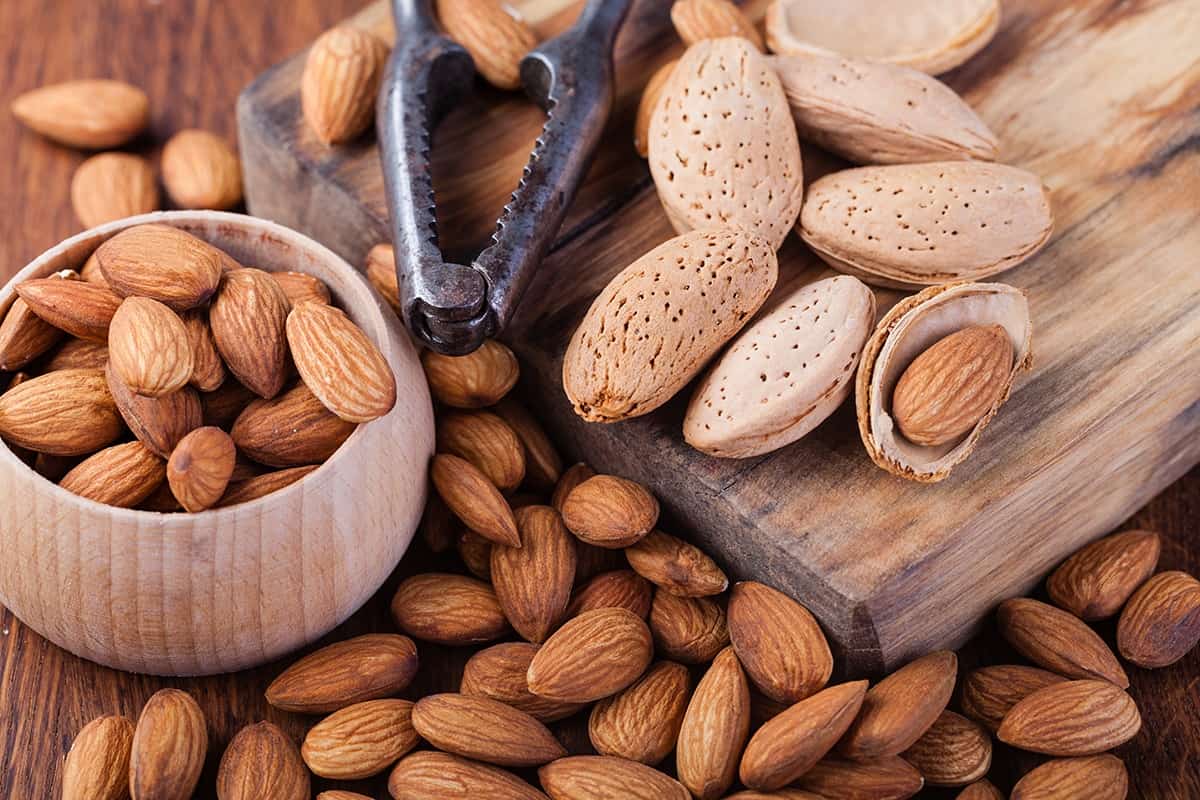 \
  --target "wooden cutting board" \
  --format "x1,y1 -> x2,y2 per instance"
238,0 -> 1200,674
